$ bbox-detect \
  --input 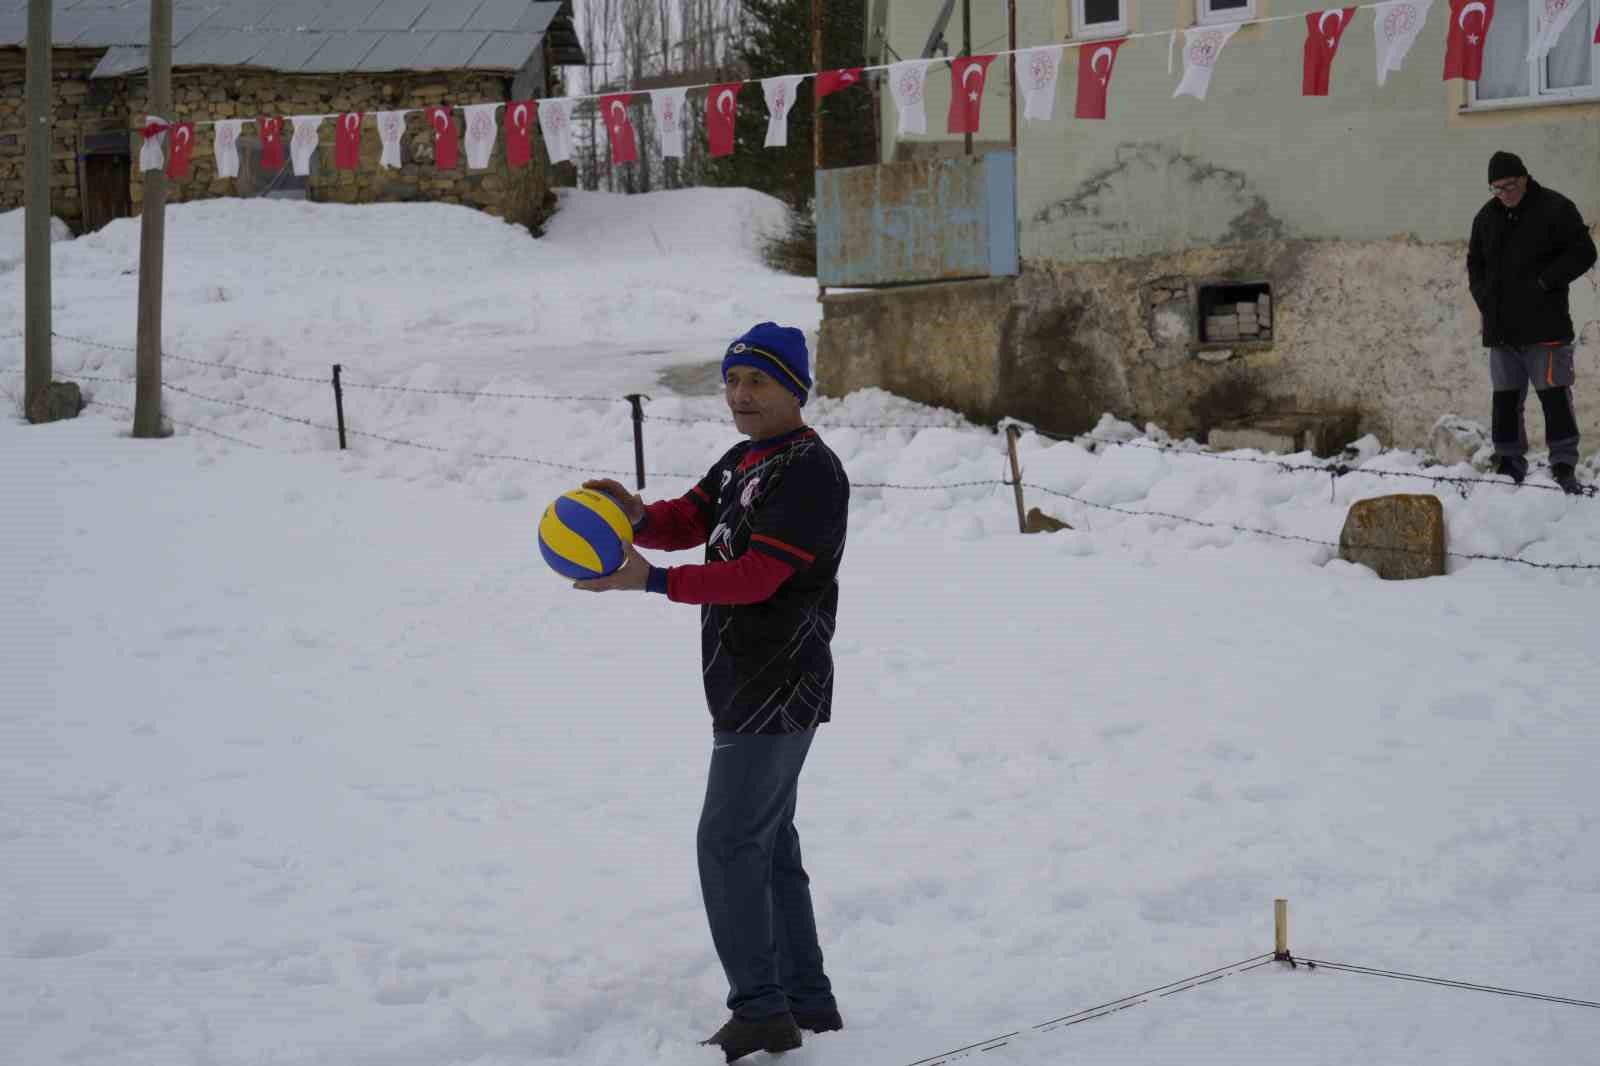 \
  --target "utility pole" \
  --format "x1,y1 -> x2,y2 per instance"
133,0 -> 171,438
24,0 -> 52,417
